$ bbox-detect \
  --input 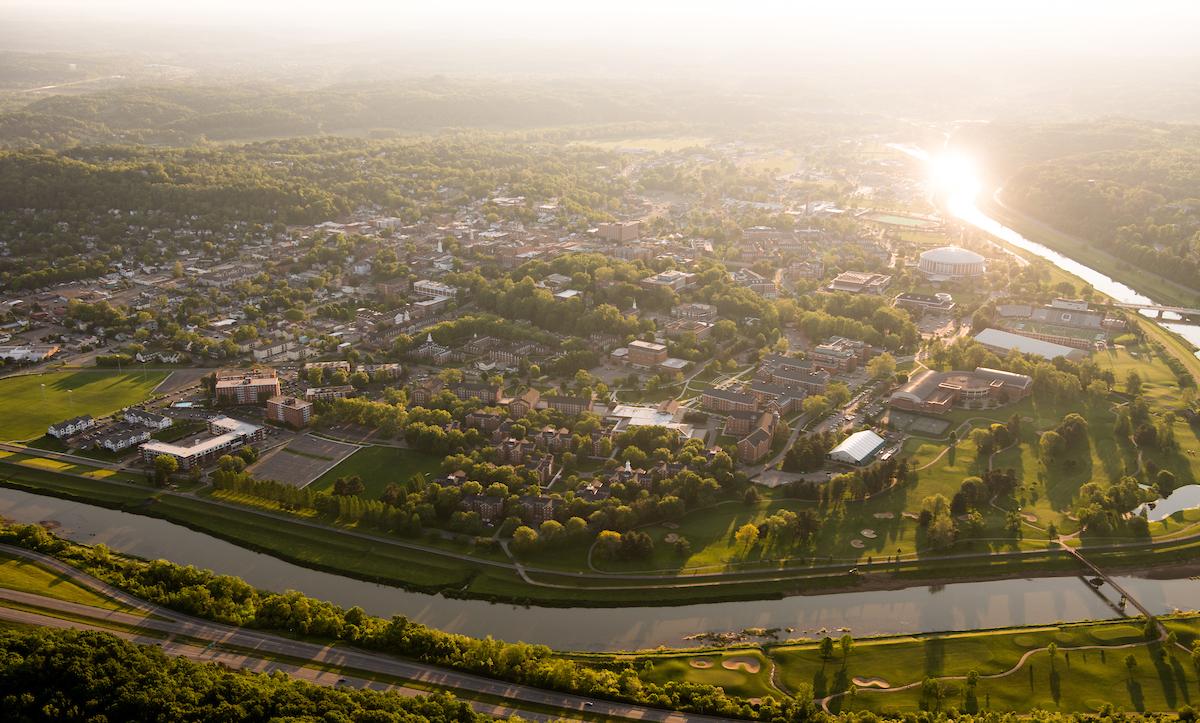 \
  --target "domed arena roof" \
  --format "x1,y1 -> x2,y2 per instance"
920,246 -> 985,265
